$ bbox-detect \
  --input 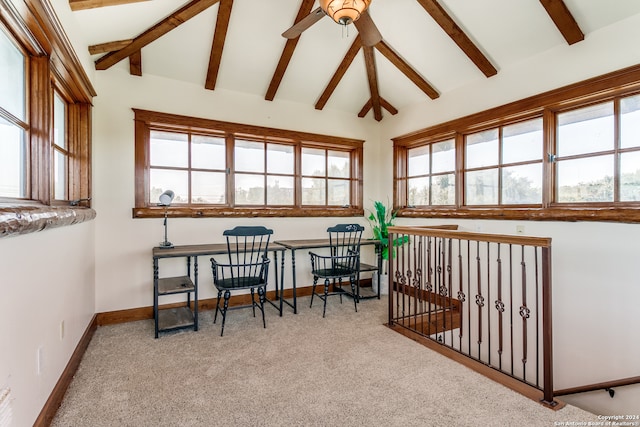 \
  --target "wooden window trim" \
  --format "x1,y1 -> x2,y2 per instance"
0,0 -> 95,238
133,109 -> 364,218
393,63 -> 640,223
